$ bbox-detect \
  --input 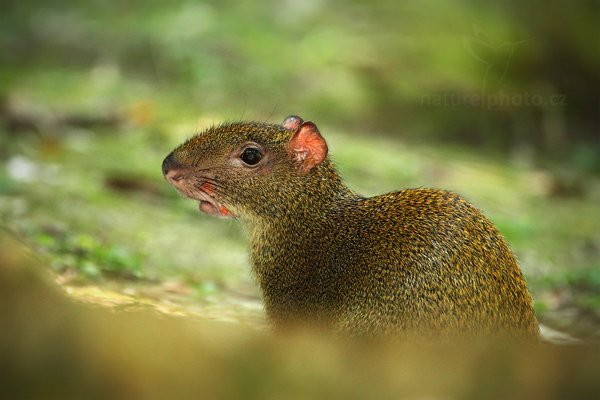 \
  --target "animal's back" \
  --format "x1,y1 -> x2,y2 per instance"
331,189 -> 539,338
